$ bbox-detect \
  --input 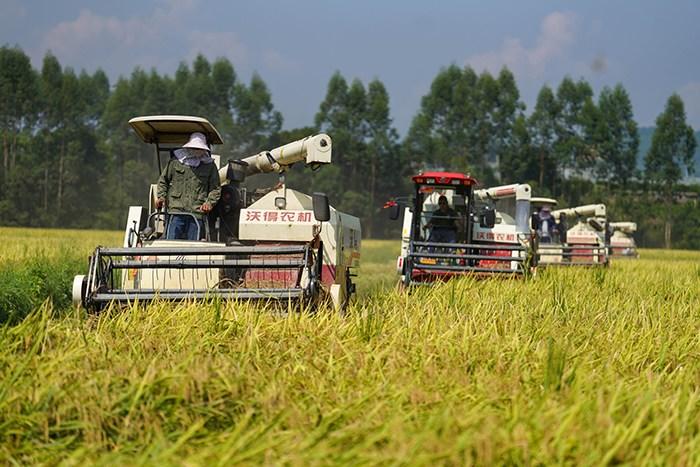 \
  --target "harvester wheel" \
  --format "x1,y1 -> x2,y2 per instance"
72,275 -> 87,308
